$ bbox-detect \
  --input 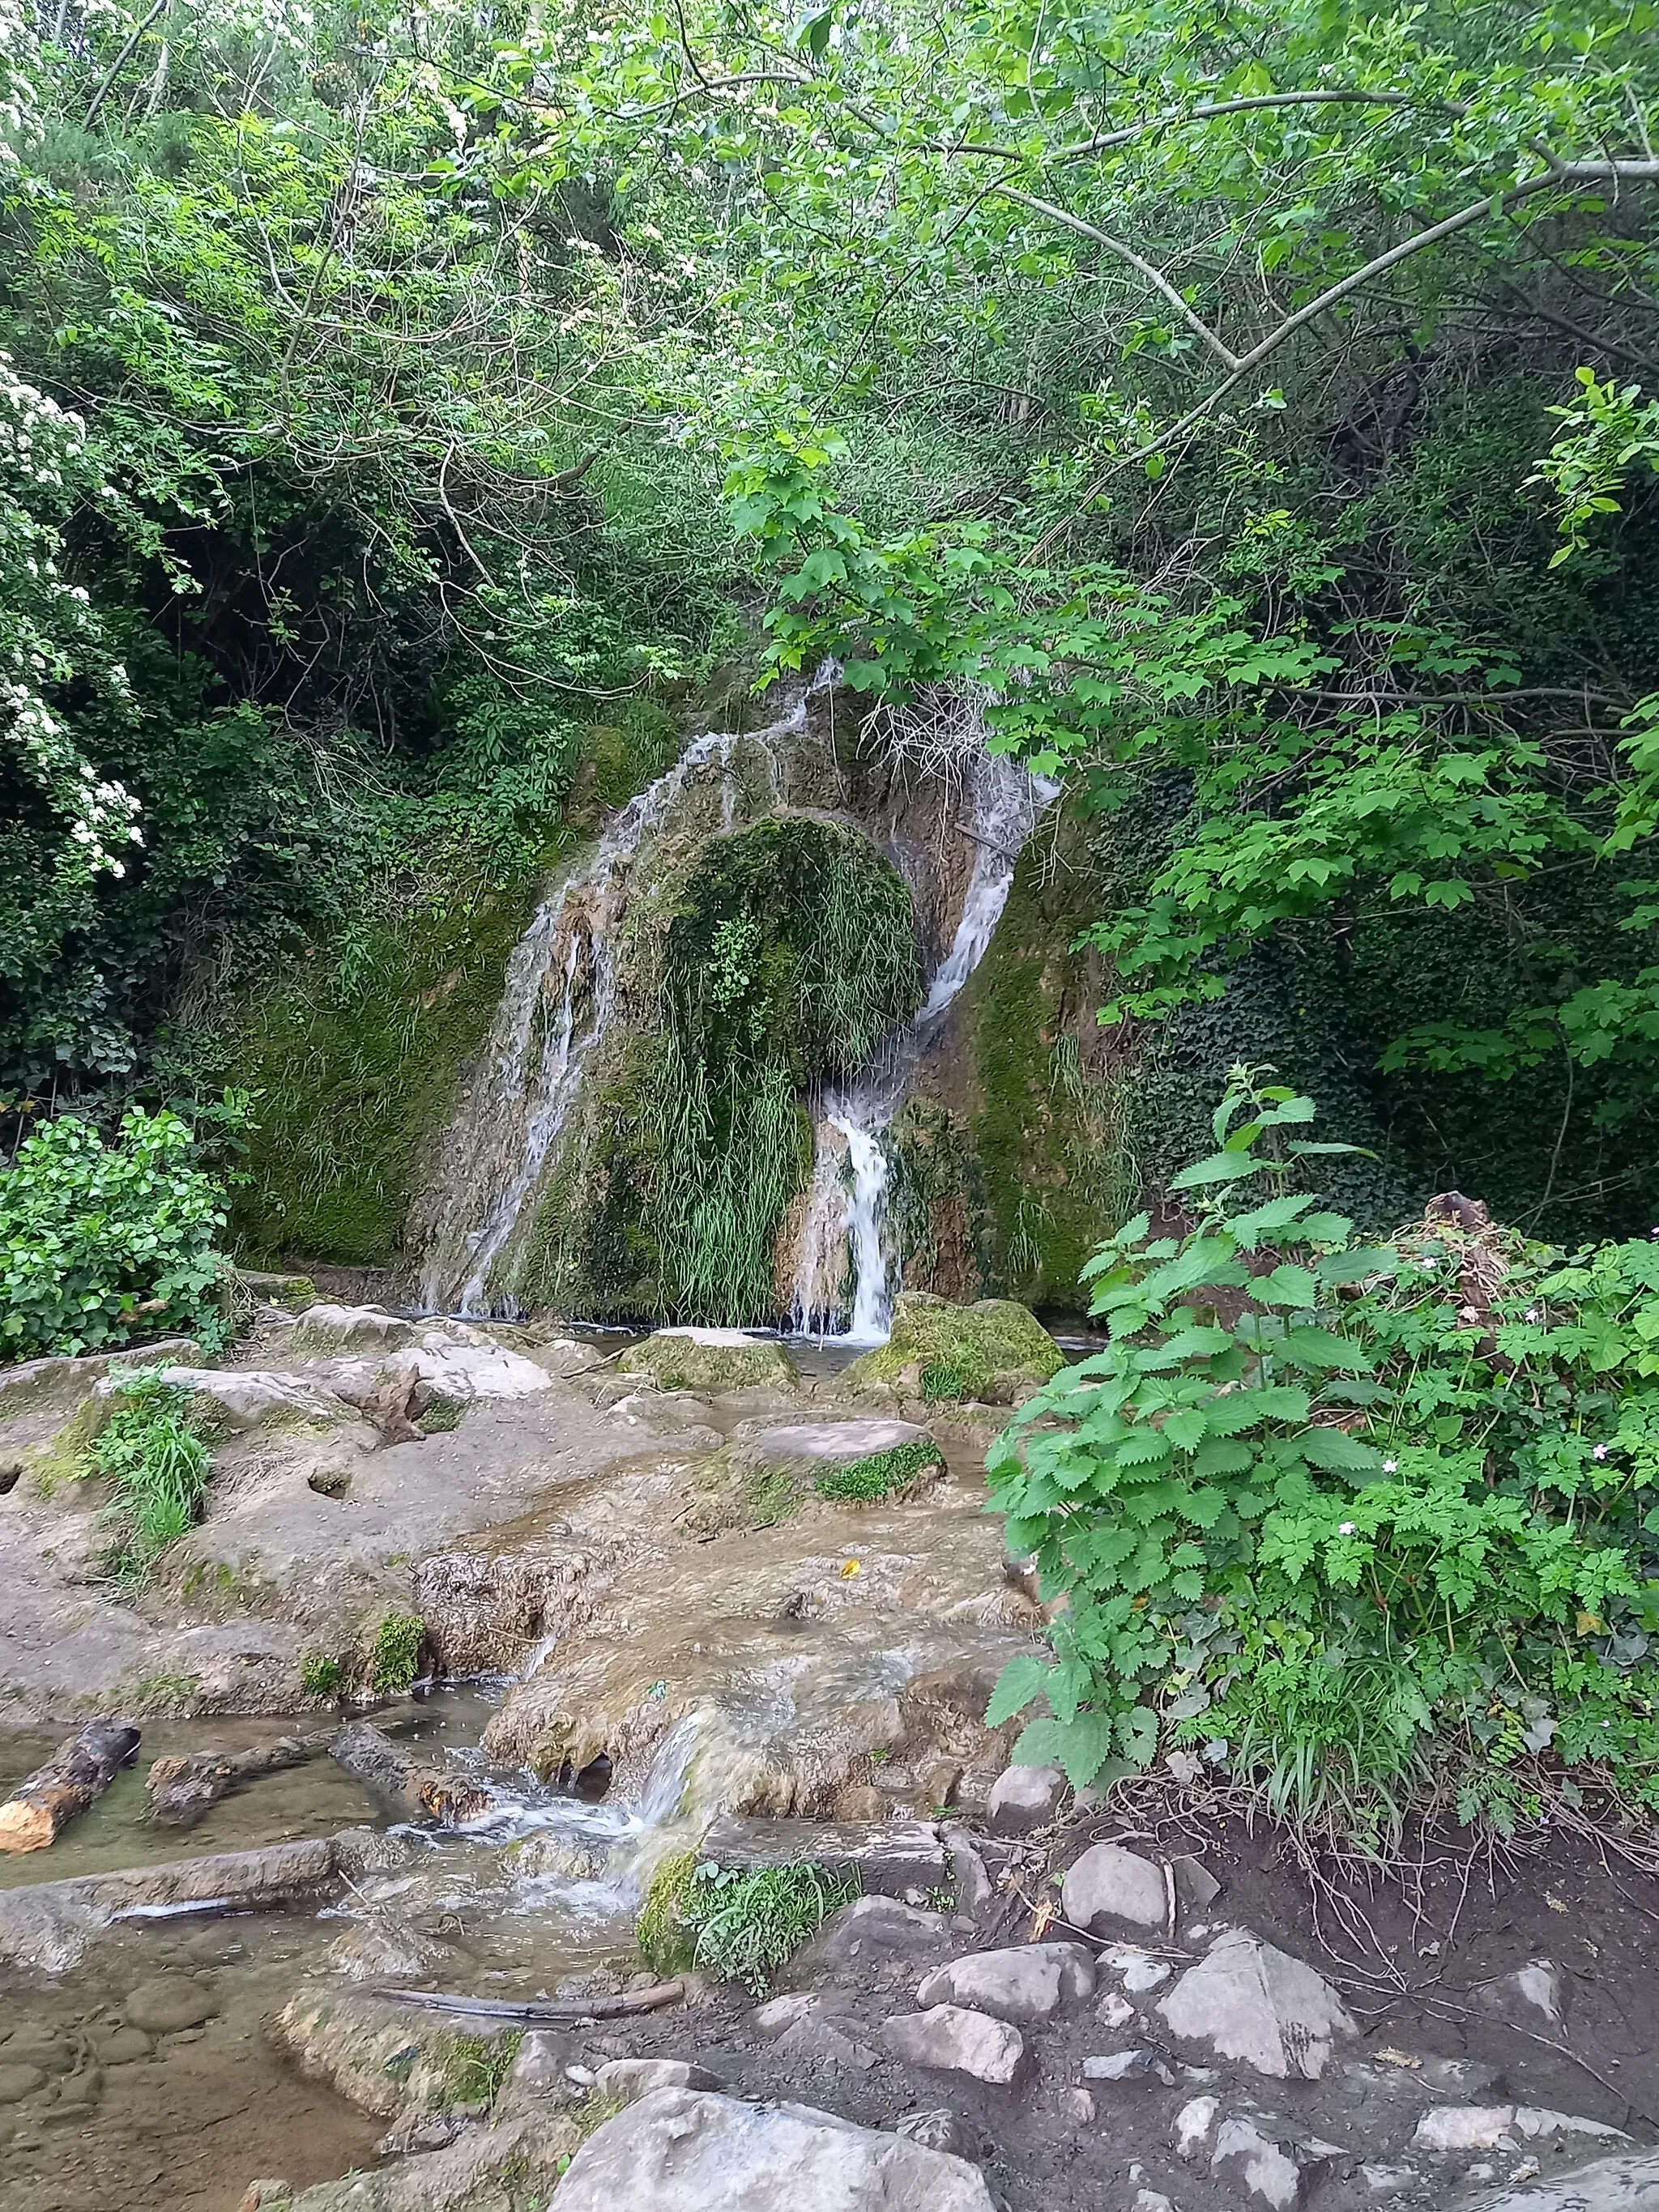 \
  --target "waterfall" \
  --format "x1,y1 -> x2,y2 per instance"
791,744 -> 1060,1343
415,696 -> 822,1315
